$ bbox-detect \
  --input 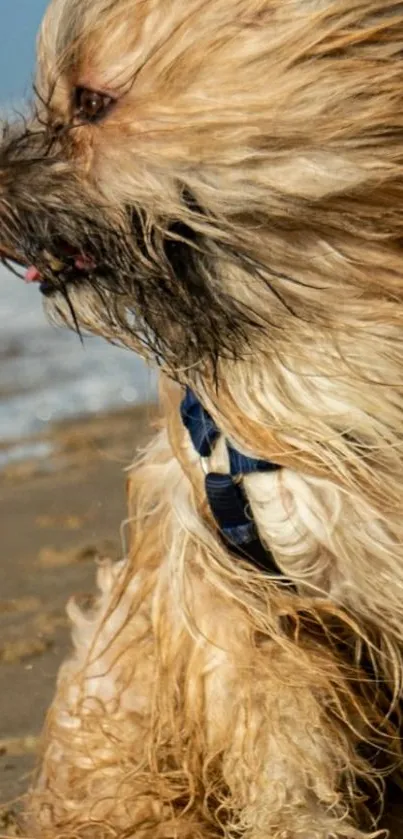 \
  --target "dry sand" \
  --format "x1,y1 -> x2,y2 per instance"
0,403 -> 402,835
